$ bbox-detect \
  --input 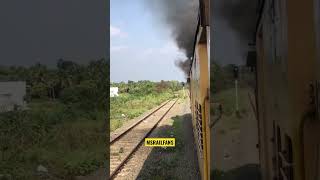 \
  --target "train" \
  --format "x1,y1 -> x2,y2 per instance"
188,0 -> 210,179
251,0 -> 320,179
